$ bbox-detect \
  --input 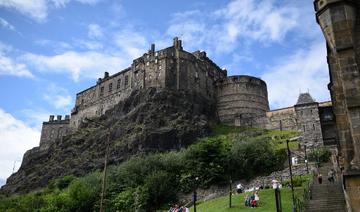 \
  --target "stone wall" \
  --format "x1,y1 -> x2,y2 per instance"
315,0 -> 360,171
315,1 -> 360,210
39,115 -> 71,149
295,103 -> 323,147
217,75 -> 269,125
70,38 -> 227,129
265,107 -> 297,131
